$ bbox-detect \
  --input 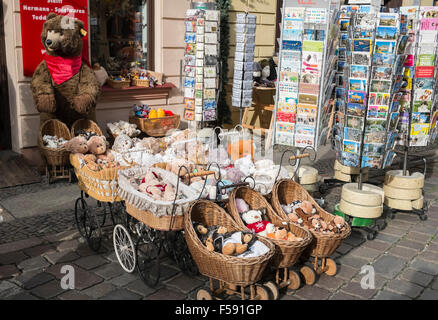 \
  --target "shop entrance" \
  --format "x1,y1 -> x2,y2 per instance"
0,3 -> 12,151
